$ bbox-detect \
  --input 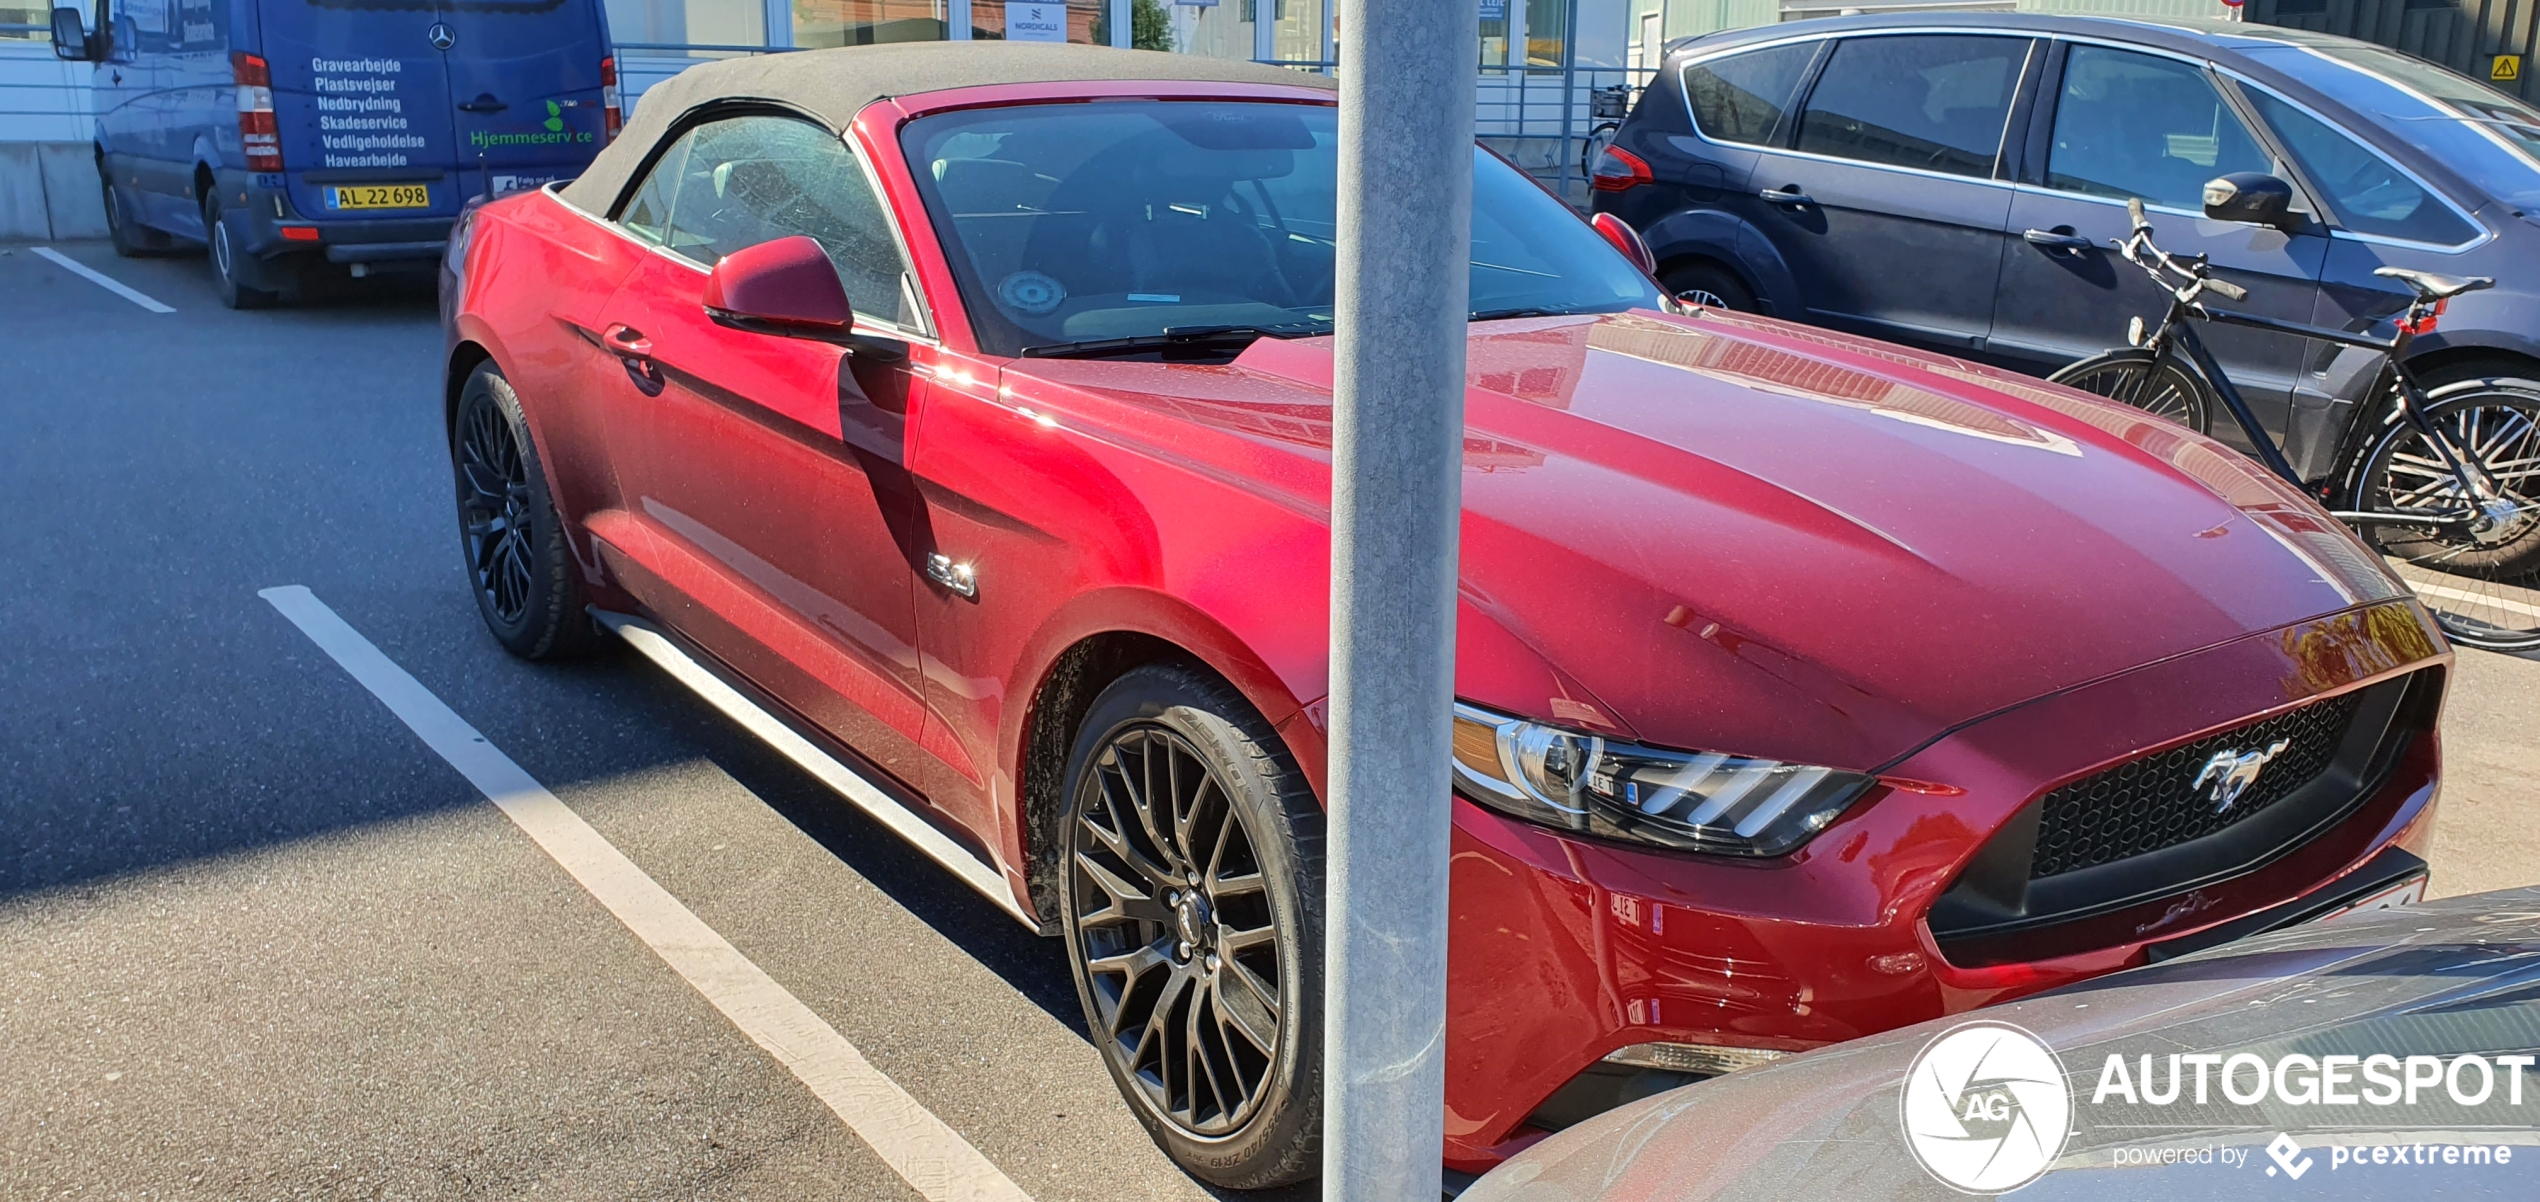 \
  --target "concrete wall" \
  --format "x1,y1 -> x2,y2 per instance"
2,41 -> 105,239
0,140 -> 108,239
